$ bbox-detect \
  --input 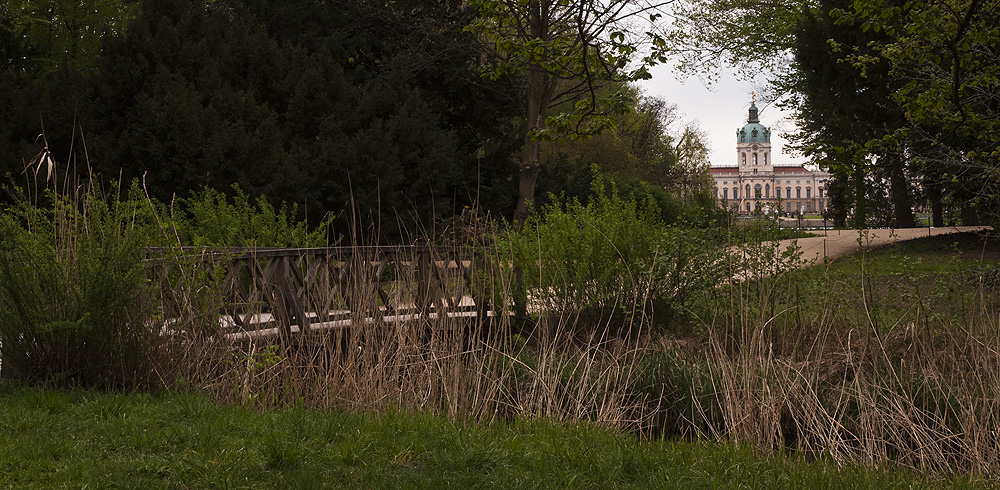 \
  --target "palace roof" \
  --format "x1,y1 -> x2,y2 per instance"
709,165 -> 825,175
